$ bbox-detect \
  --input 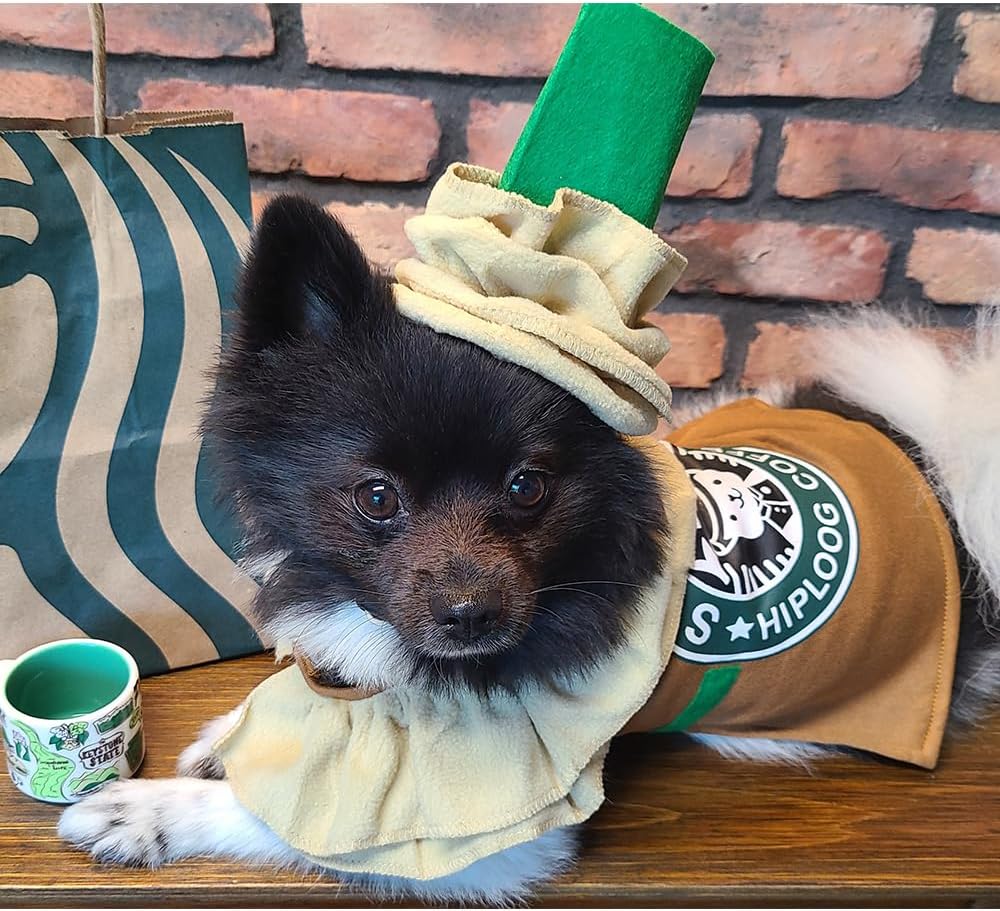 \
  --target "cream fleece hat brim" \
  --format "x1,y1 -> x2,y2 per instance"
393,163 -> 686,435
